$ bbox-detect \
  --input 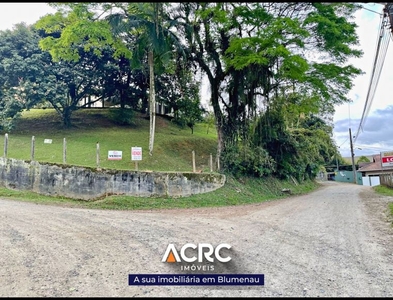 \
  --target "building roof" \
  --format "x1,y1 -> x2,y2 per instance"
357,154 -> 393,173
358,161 -> 371,168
